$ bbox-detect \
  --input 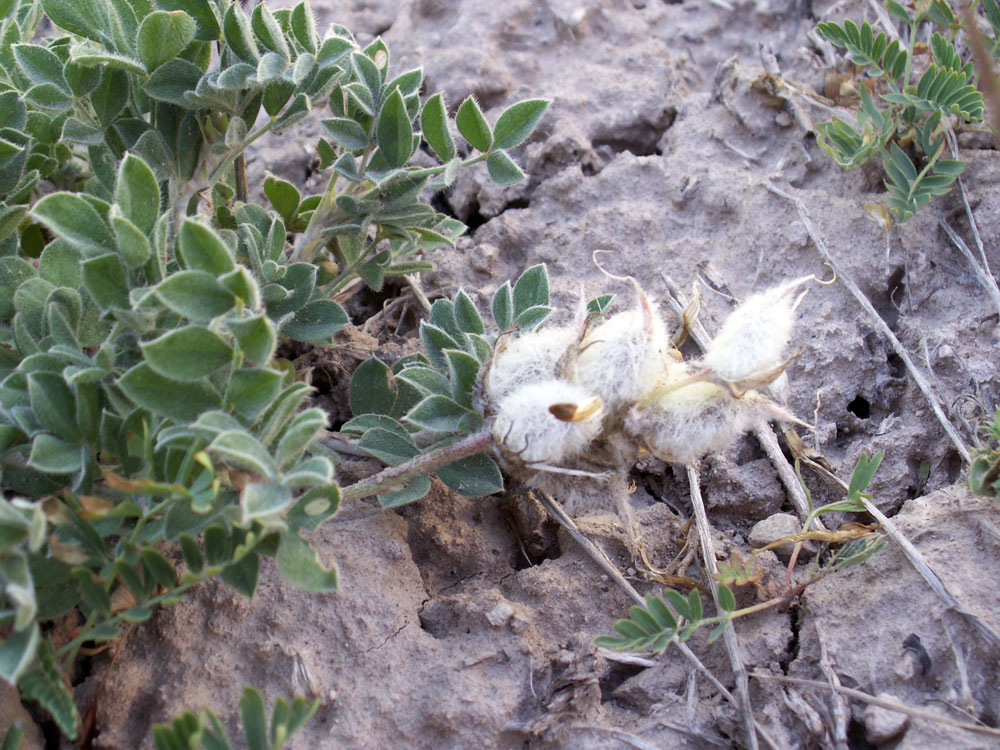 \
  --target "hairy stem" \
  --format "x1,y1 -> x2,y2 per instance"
339,429 -> 494,503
